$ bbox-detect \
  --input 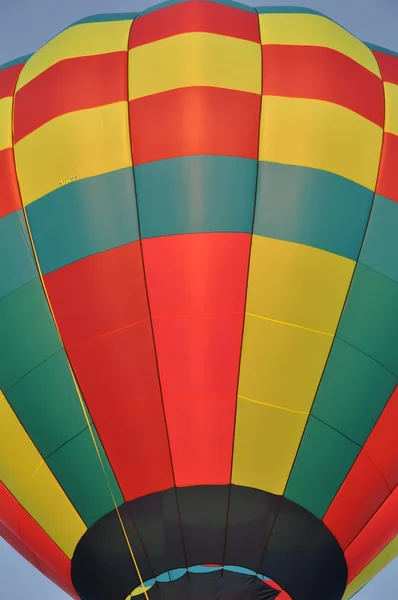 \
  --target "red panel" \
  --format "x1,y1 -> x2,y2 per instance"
364,387 -> 398,489
0,148 -> 22,218
0,483 -> 77,598
142,233 -> 250,486
373,50 -> 398,85
345,487 -> 398,583
1,521 -> 40,571
44,242 -> 174,500
68,320 -> 174,500
262,45 -> 384,127
142,233 -> 251,316
129,0 -> 260,48
323,453 -> 390,550
278,592 -> 293,600
0,63 -> 24,99
153,314 -> 243,486
14,52 -> 127,142
44,242 -> 149,348
323,388 -> 398,549
376,133 -> 398,203
130,86 -> 261,164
